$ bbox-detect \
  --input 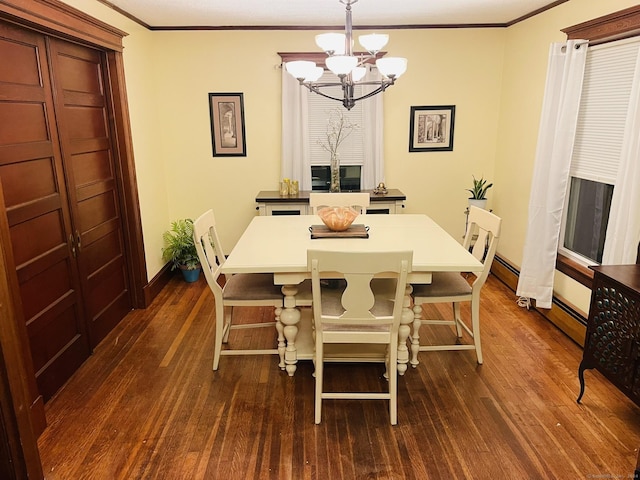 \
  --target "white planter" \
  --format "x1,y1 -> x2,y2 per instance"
468,198 -> 488,210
